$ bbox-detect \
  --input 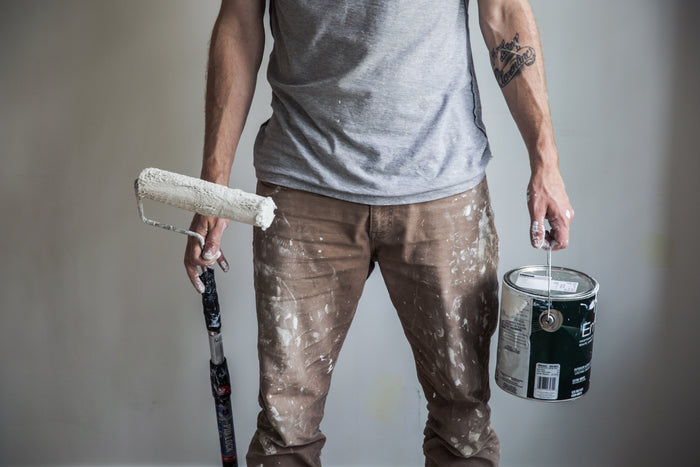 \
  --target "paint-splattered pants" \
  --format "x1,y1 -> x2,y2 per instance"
247,178 -> 501,466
